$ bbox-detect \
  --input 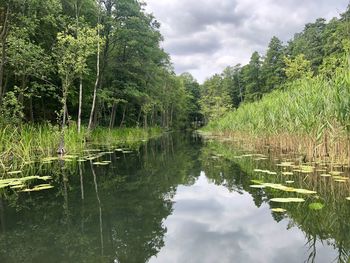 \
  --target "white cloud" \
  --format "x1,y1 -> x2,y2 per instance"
145,0 -> 349,83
